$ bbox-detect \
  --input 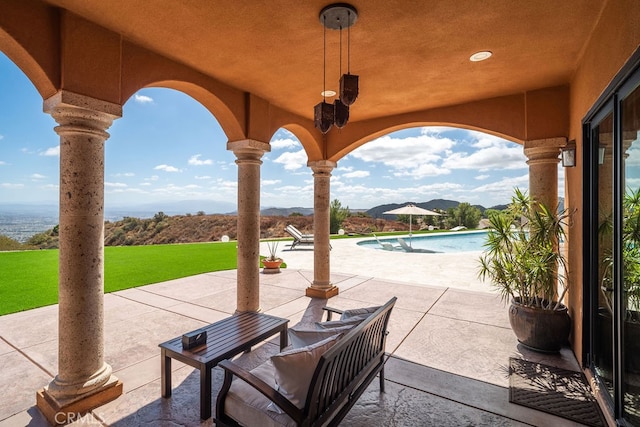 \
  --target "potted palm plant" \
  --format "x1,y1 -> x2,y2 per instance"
599,187 -> 640,373
262,240 -> 283,273
478,188 -> 573,352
